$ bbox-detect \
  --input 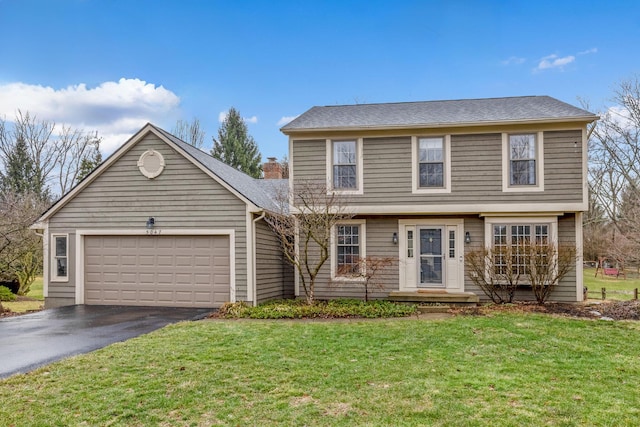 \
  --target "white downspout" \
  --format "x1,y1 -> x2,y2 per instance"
252,211 -> 266,306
